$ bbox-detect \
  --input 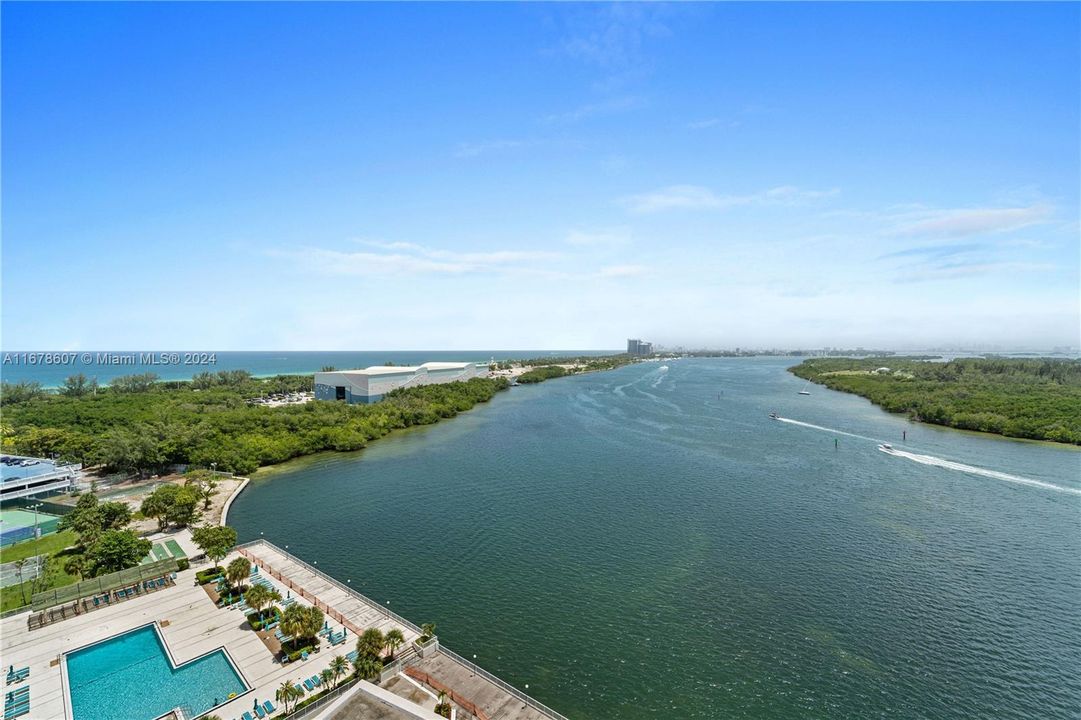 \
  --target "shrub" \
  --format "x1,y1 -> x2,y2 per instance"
176,558 -> 190,571
195,566 -> 224,584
